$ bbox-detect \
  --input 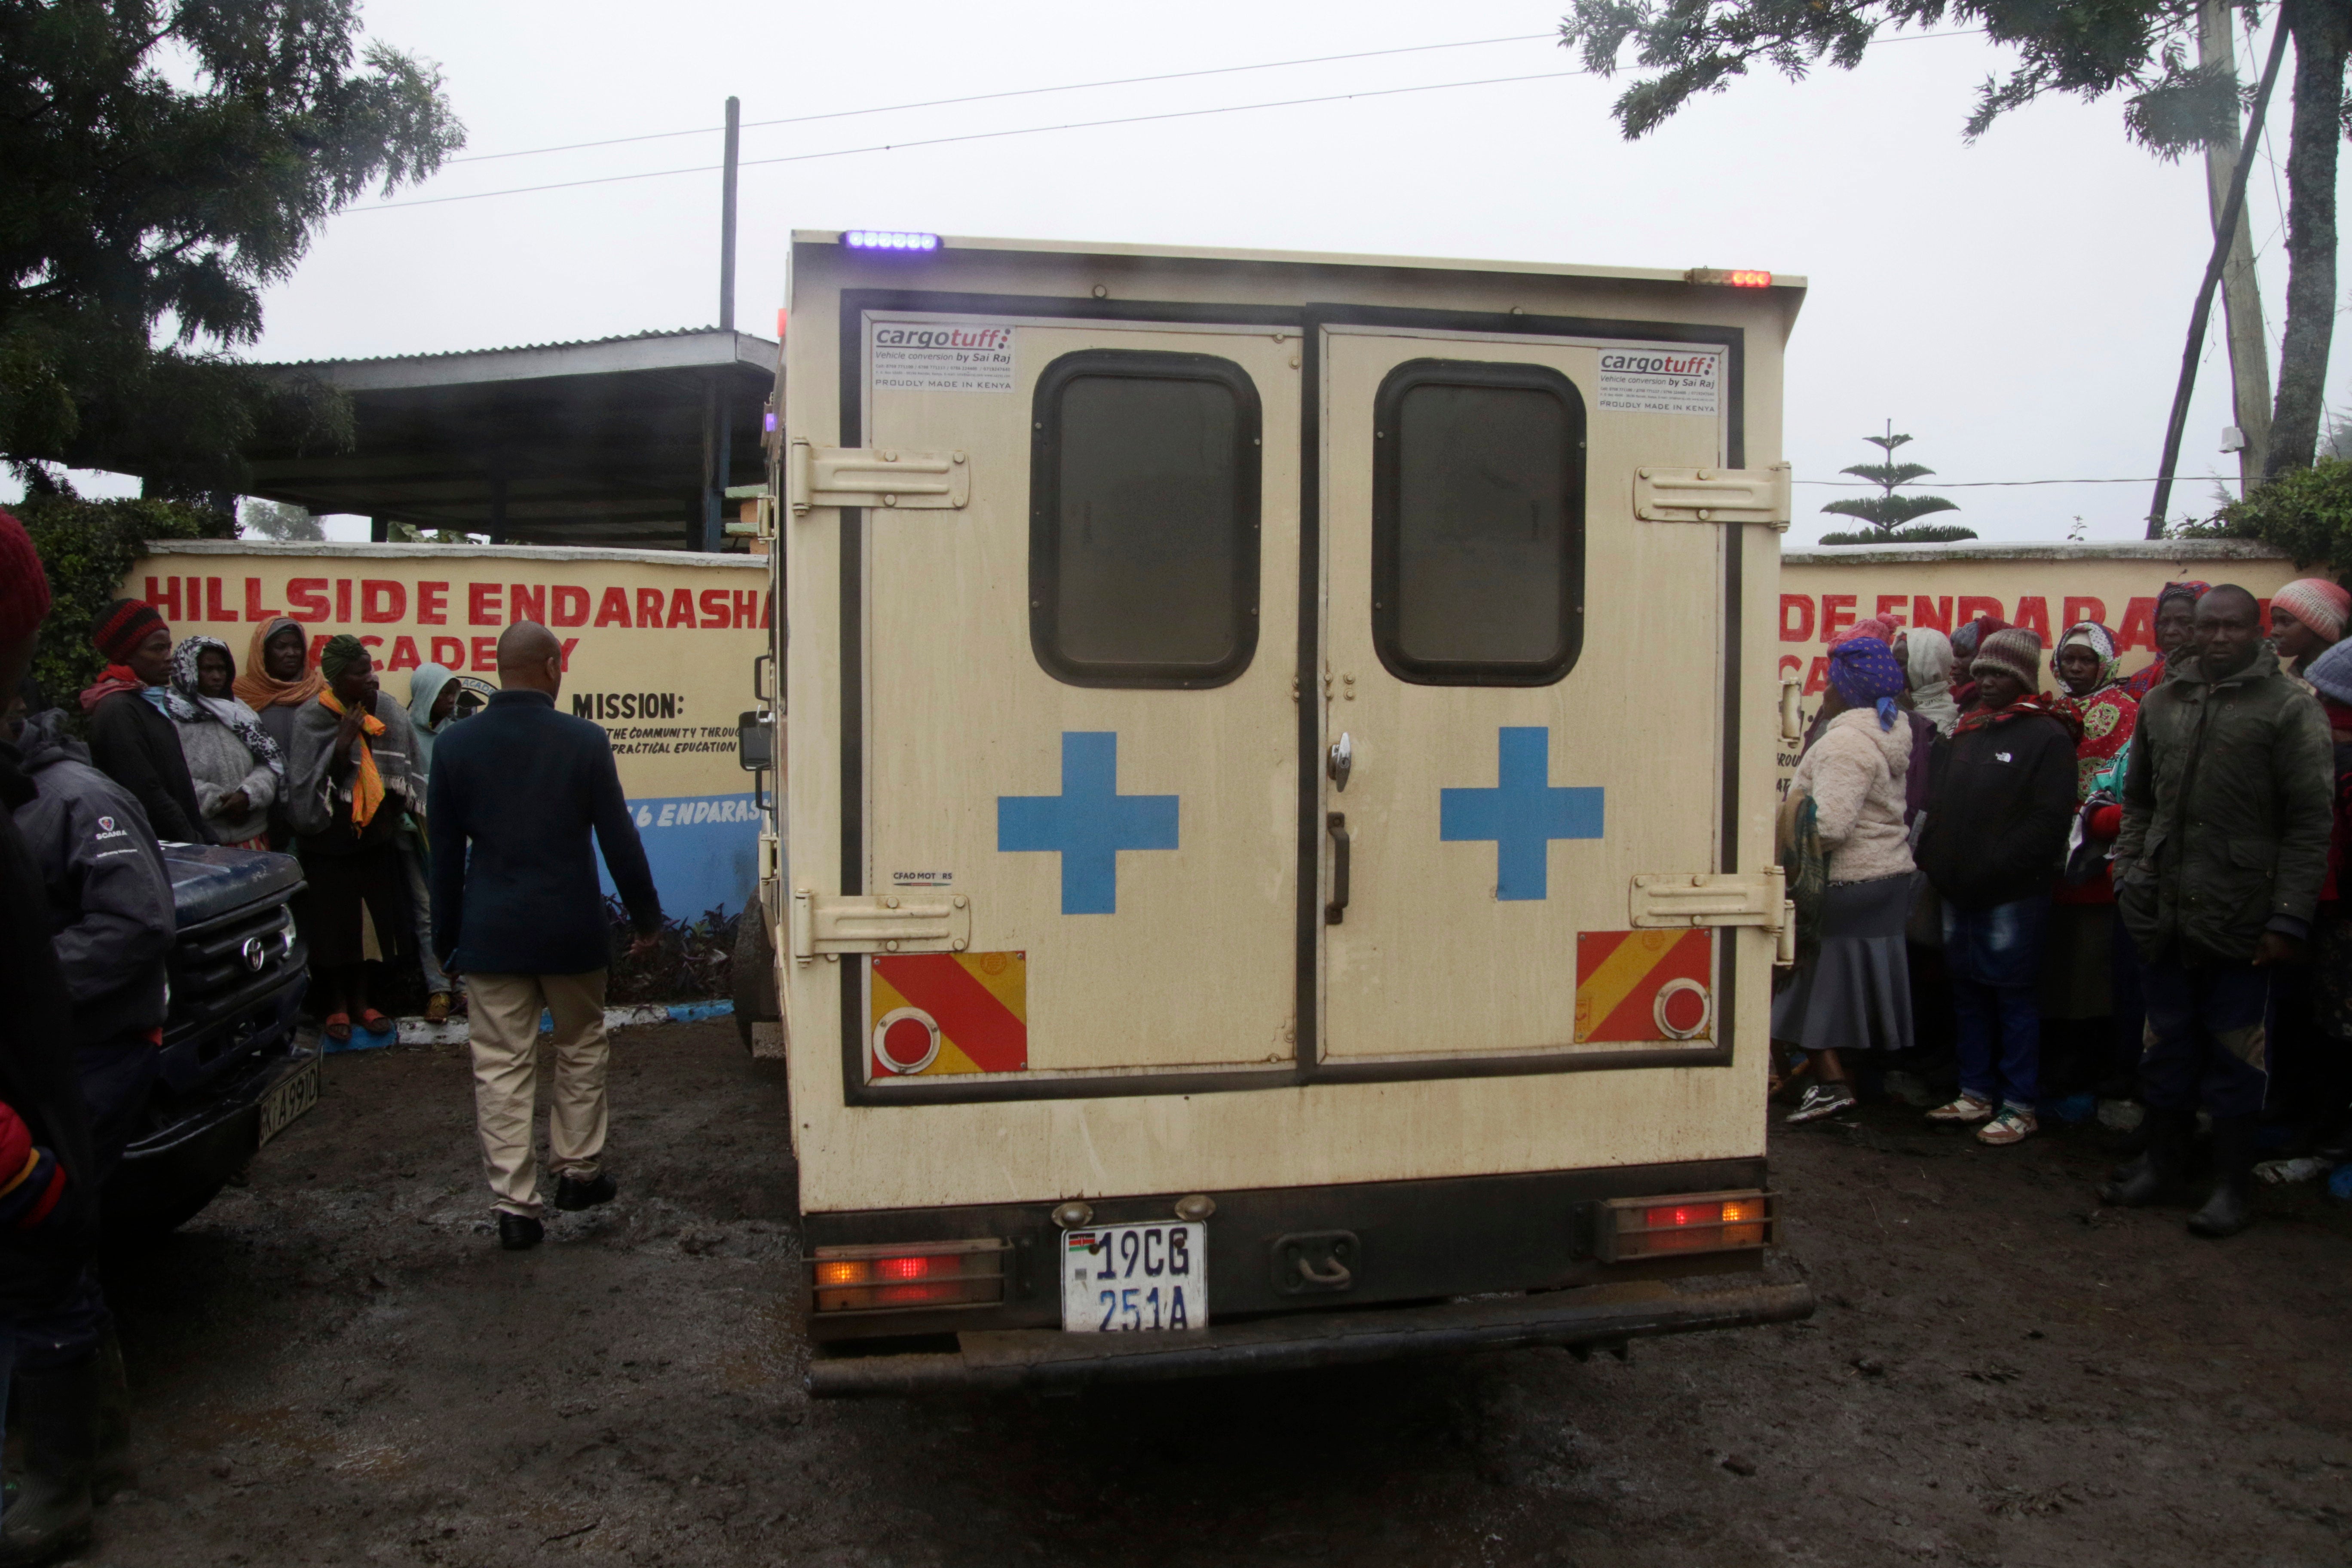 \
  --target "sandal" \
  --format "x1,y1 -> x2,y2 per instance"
358,1009 -> 396,1037
1977,1106 -> 2038,1145
323,1012 -> 352,1044
1927,1093 -> 1994,1125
